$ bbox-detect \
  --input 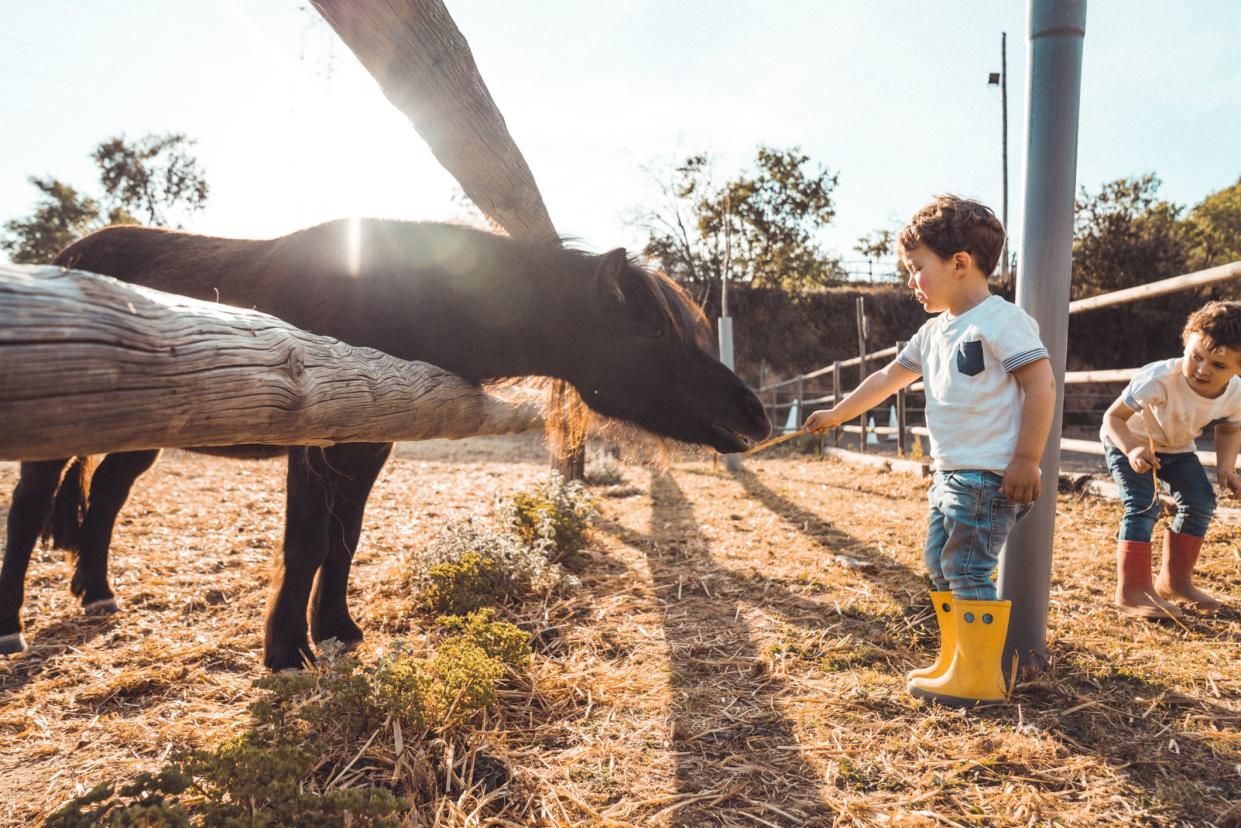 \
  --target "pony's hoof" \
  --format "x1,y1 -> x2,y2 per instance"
0,632 -> 28,655
83,598 -> 119,616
